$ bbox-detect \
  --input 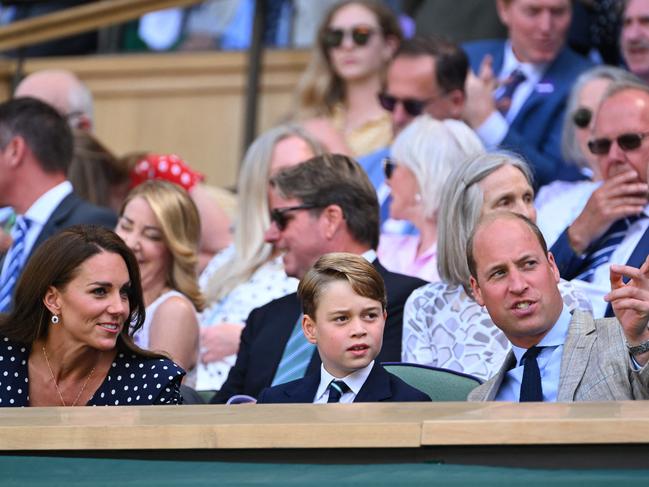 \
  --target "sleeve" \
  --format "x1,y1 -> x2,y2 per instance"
153,363 -> 185,405
550,227 -> 587,279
